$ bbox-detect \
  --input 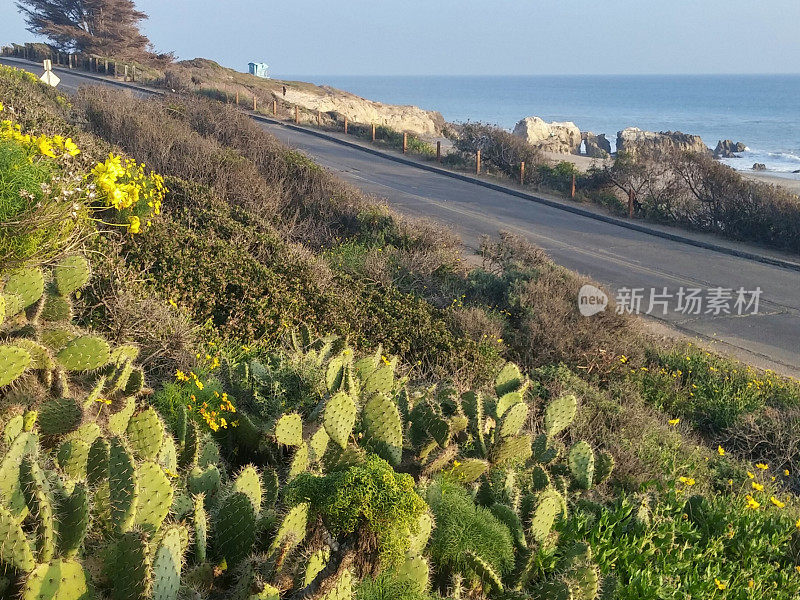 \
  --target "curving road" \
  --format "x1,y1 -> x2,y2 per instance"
4,57 -> 800,375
